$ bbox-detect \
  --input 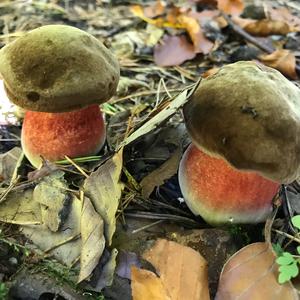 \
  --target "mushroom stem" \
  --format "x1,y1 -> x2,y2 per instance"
21,104 -> 106,168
